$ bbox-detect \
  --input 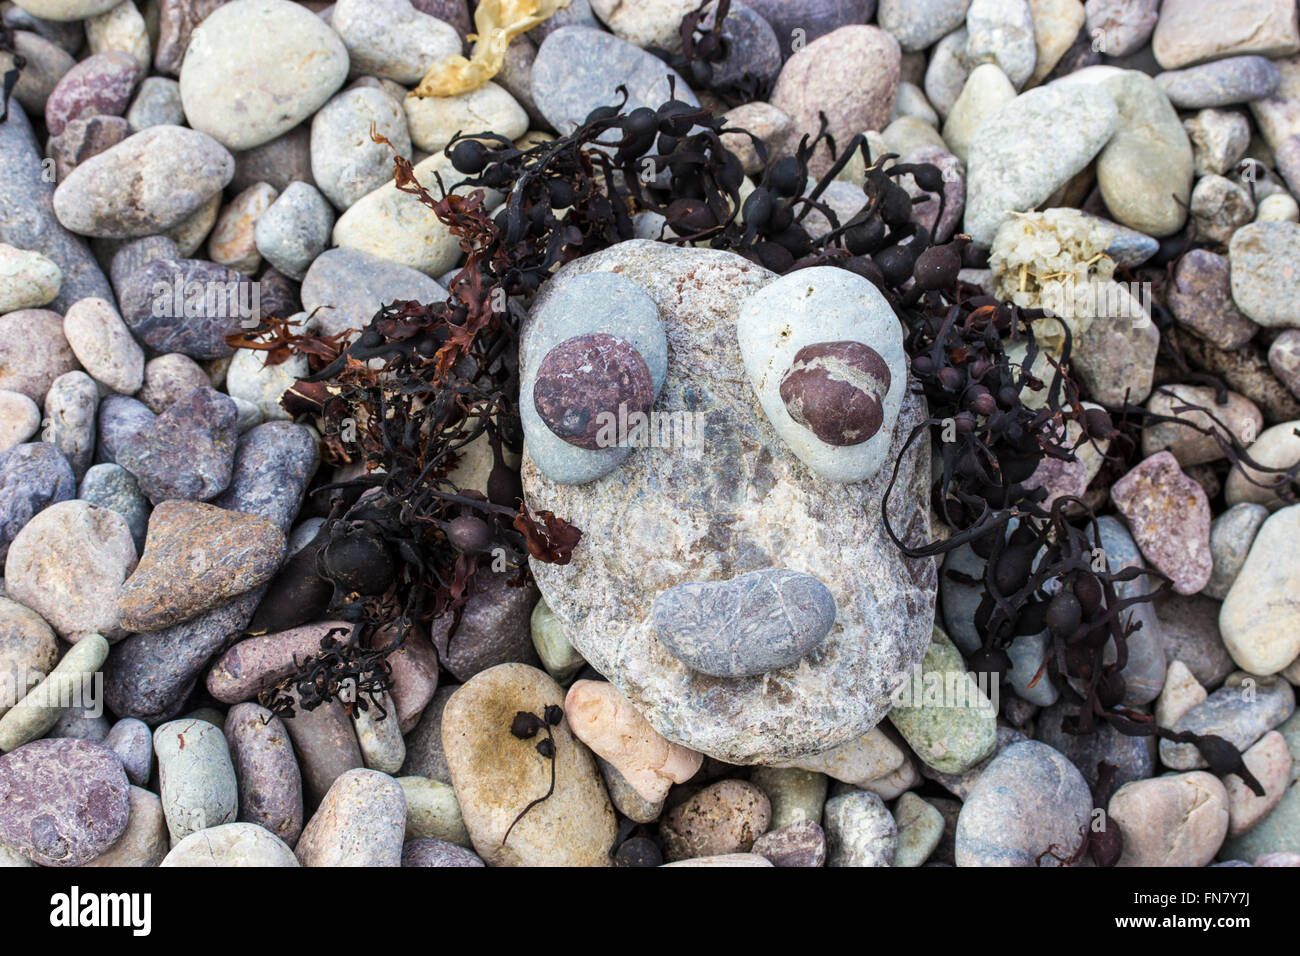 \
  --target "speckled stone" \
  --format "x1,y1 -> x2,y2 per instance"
401,837 -> 485,867
206,621 -> 350,704
441,663 -> 617,866
52,125 -> 234,239
0,596 -> 58,721
1160,674 -> 1295,769
1225,730 -> 1293,836
118,500 -> 284,632
81,785 -> 168,867
211,421 -> 317,532
965,0 -> 1036,89
4,501 -> 135,641
0,441 -> 75,563
0,738 -> 129,866
0,309 -> 78,405
117,258 -> 256,359
397,775 -> 470,846
295,768 -> 406,866
892,791 -> 944,867
43,50 -> 137,138
0,392 -> 40,455
1111,451 -> 1213,595
1152,0 -> 1300,70
62,297 -> 144,395
956,740 -> 1092,867
103,718 -> 153,787
126,76 -> 184,130
1229,222 -> 1300,328
1,29 -> 74,117
253,182 -> 334,280
399,684 -> 456,782
161,822 -> 299,866
1220,504 -> 1300,674
95,396 -> 154,470
887,627 -> 997,774
41,370 -> 97,481
1205,503 -> 1269,601
224,702 -> 303,845
770,25 -> 900,178
661,779 -> 772,861
752,819 -> 826,867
